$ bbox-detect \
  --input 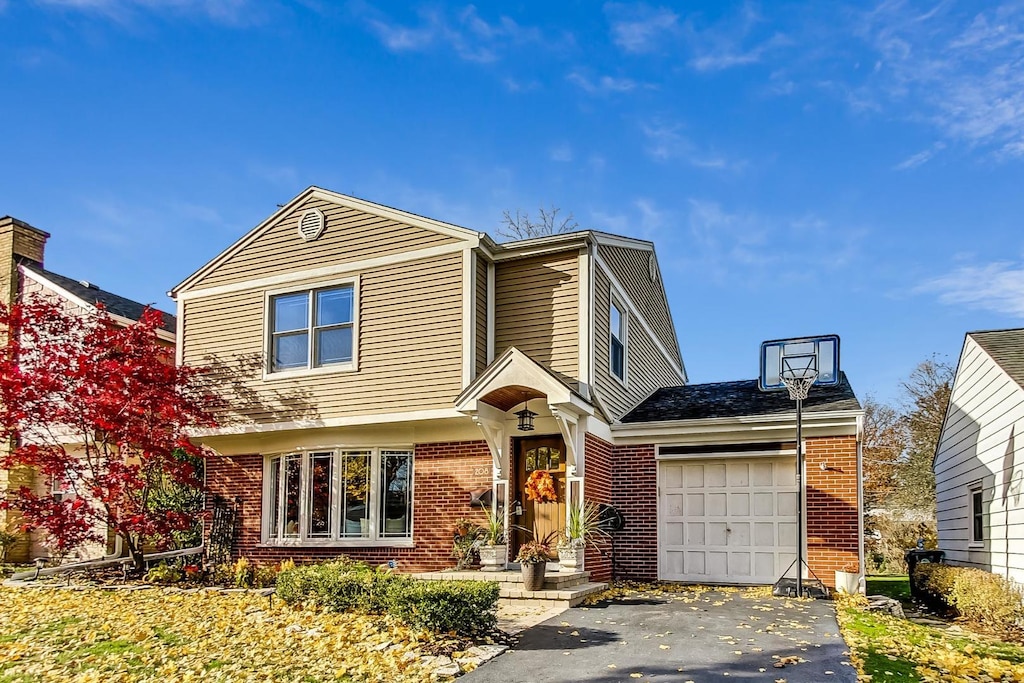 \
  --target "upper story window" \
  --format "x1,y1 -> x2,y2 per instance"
610,299 -> 626,381
970,483 -> 984,544
269,283 -> 355,373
